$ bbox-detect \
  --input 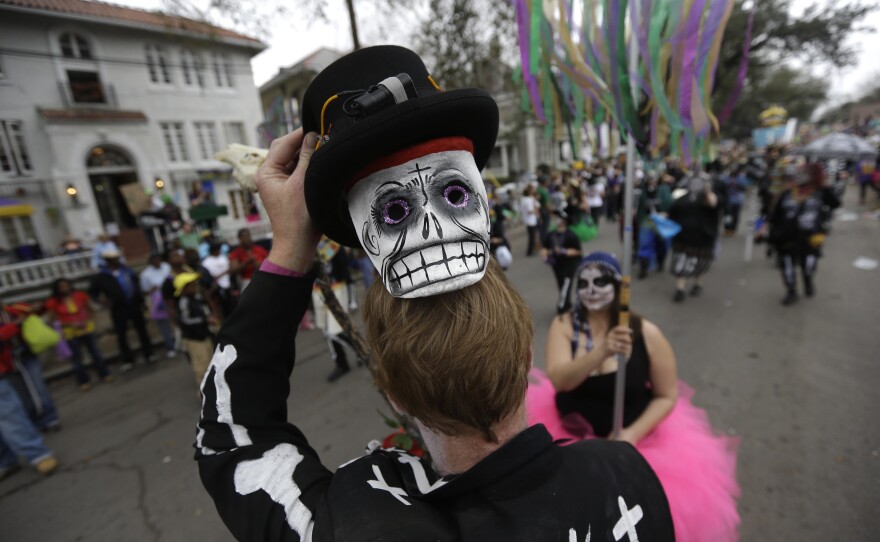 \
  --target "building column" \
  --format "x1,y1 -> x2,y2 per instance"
525,124 -> 538,175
